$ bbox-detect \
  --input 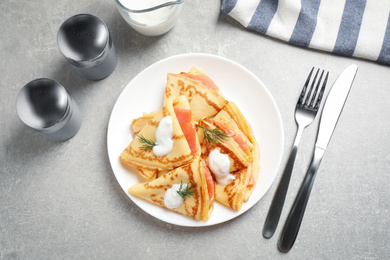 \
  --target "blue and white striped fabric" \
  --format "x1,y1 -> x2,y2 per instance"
221,0 -> 390,65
